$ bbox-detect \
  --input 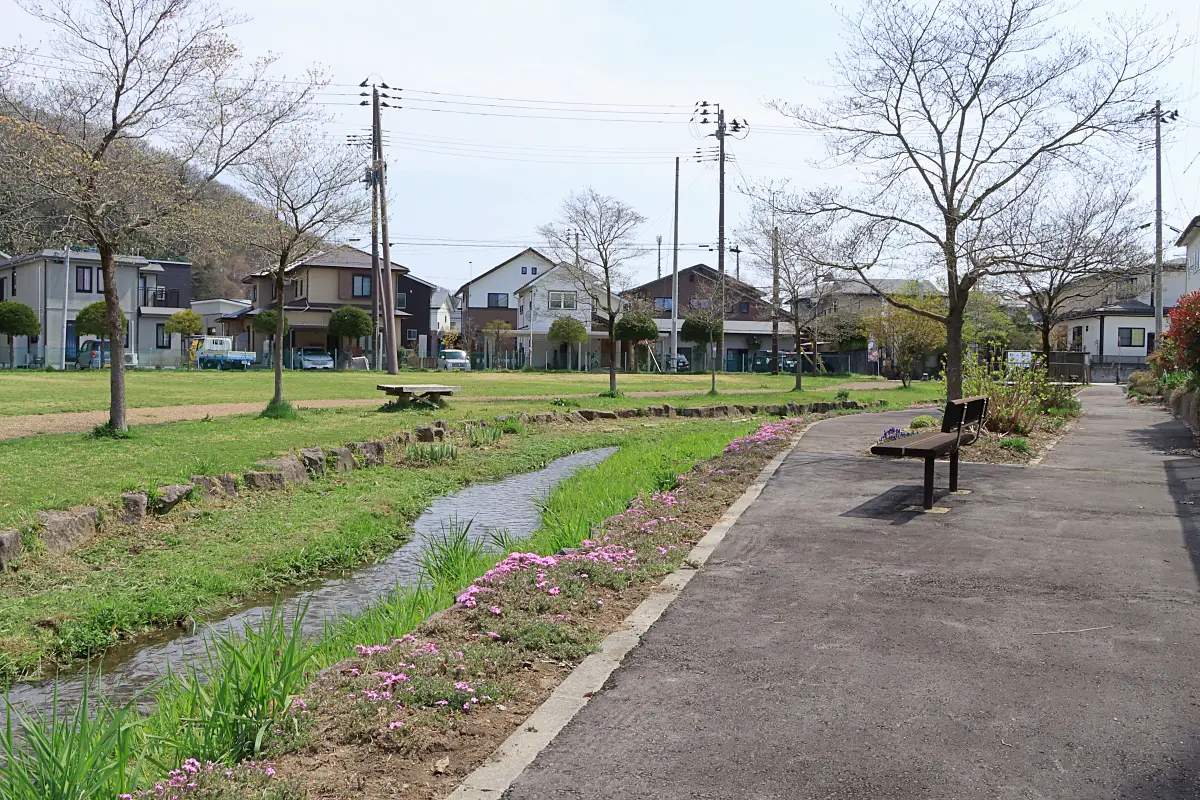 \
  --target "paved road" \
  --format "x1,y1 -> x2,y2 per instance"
504,385 -> 1200,799
0,380 -> 900,440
